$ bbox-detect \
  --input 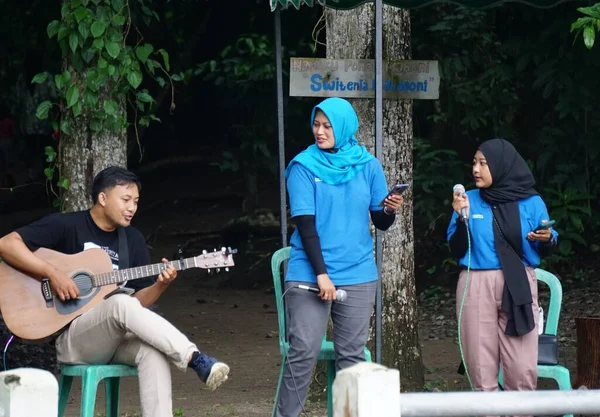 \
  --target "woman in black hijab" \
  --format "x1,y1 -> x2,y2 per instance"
447,139 -> 557,414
